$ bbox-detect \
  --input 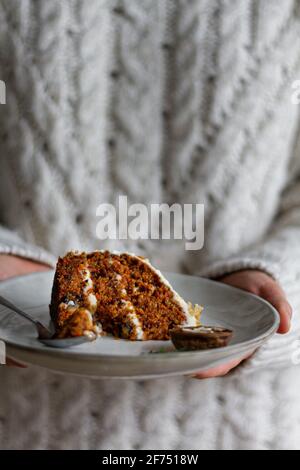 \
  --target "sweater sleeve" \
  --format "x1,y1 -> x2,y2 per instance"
0,224 -> 56,268
199,149 -> 300,373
